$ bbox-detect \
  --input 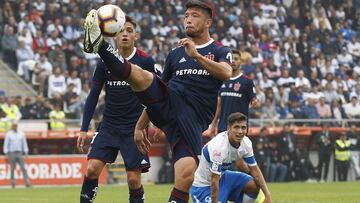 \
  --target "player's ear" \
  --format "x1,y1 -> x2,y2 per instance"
205,18 -> 212,29
135,32 -> 139,41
